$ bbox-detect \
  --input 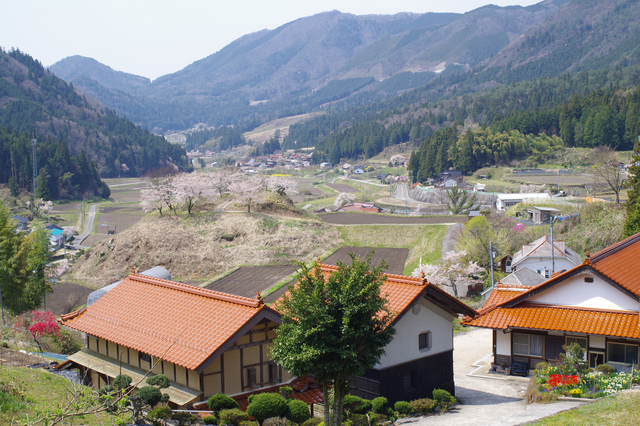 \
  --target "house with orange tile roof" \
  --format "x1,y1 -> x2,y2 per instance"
510,234 -> 581,278
305,264 -> 477,404
59,273 -> 290,408
463,231 -> 640,373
